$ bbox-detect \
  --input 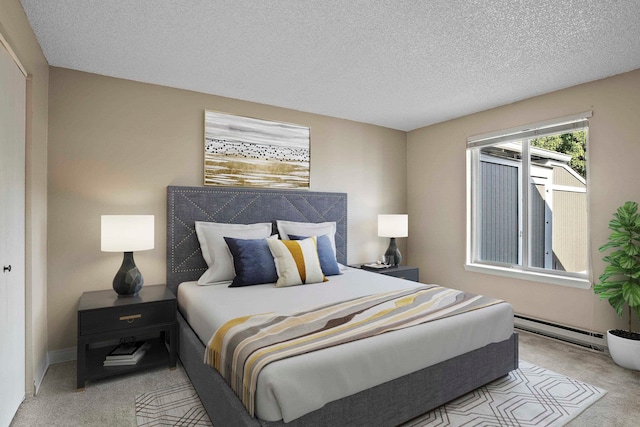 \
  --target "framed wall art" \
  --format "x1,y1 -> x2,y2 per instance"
204,110 -> 310,189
